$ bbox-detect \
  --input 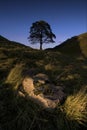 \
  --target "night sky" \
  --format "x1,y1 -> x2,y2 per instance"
0,0 -> 87,49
